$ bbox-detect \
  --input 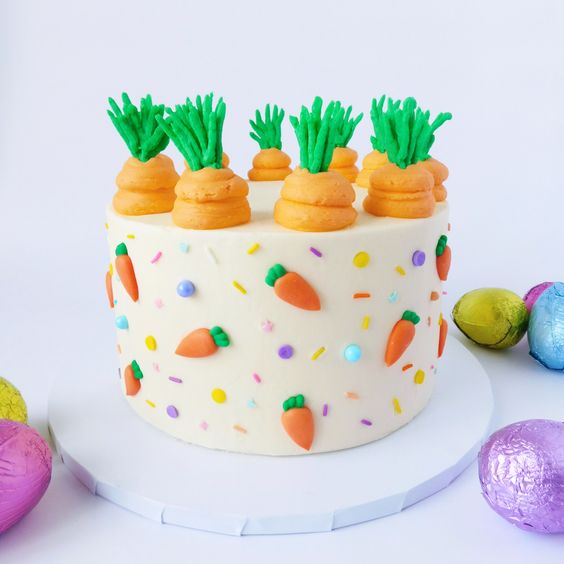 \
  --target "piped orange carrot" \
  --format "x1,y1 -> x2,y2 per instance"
385,310 -> 420,366
438,316 -> 448,357
176,326 -> 230,358
281,394 -> 314,451
115,243 -> 138,302
436,235 -> 452,281
265,264 -> 320,311
106,269 -> 114,308
124,360 -> 143,396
